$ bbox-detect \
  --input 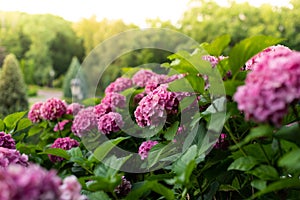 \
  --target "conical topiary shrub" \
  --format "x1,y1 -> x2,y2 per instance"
62,57 -> 88,101
0,54 -> 28,117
